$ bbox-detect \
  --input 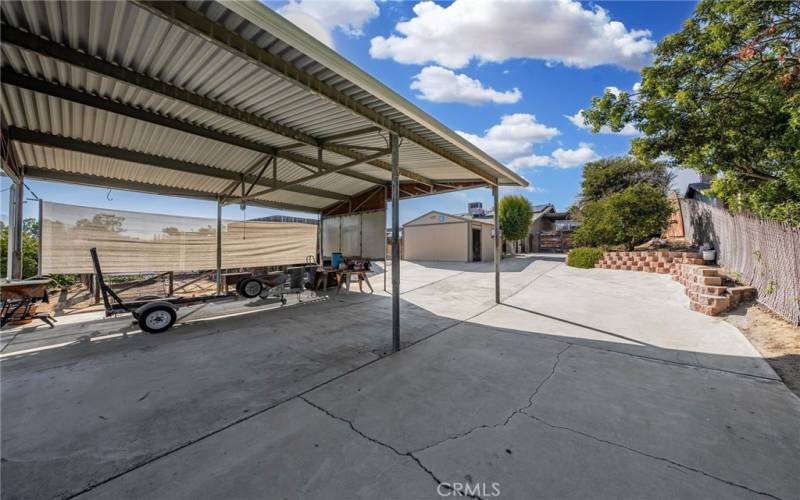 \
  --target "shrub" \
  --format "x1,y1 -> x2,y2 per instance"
567,247 -> 605,269
572,183 -> 673,250
498,195 -> 534,243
